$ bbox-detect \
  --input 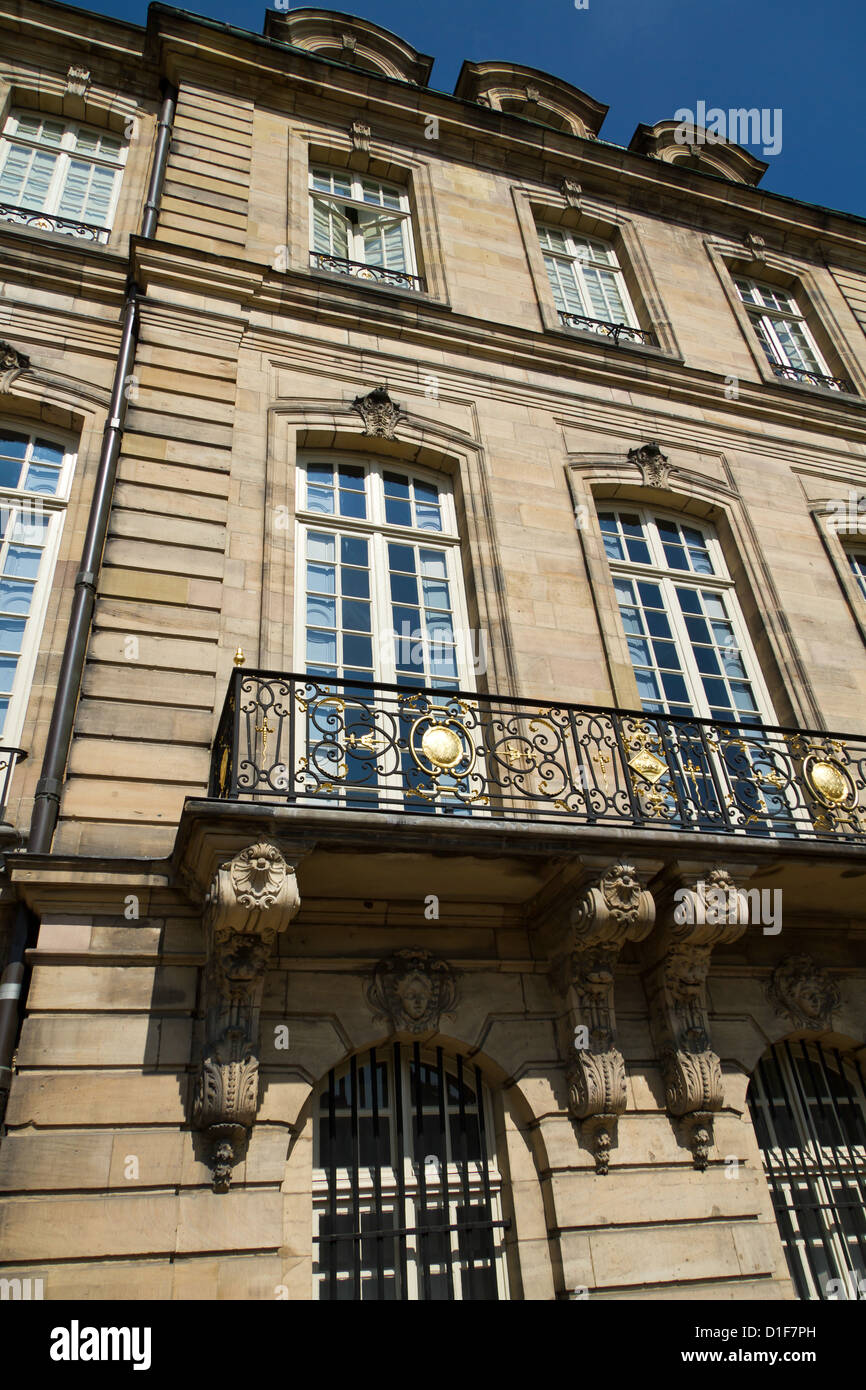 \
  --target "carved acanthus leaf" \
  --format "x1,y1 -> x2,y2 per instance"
194,842 -> 301,1190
